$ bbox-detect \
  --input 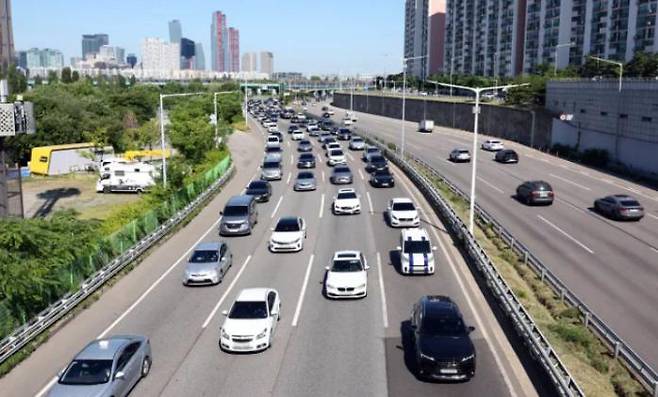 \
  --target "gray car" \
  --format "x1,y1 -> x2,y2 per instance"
594,194 -> 644,221
362,146 -> 382,162
47,335 -> 151,397
349,137 -> 366,150
330,165 -> 353,184
261,160 -> 282,181
184,241 -> 232,285
294,171 -> 317,191
298,139 -> 313,152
